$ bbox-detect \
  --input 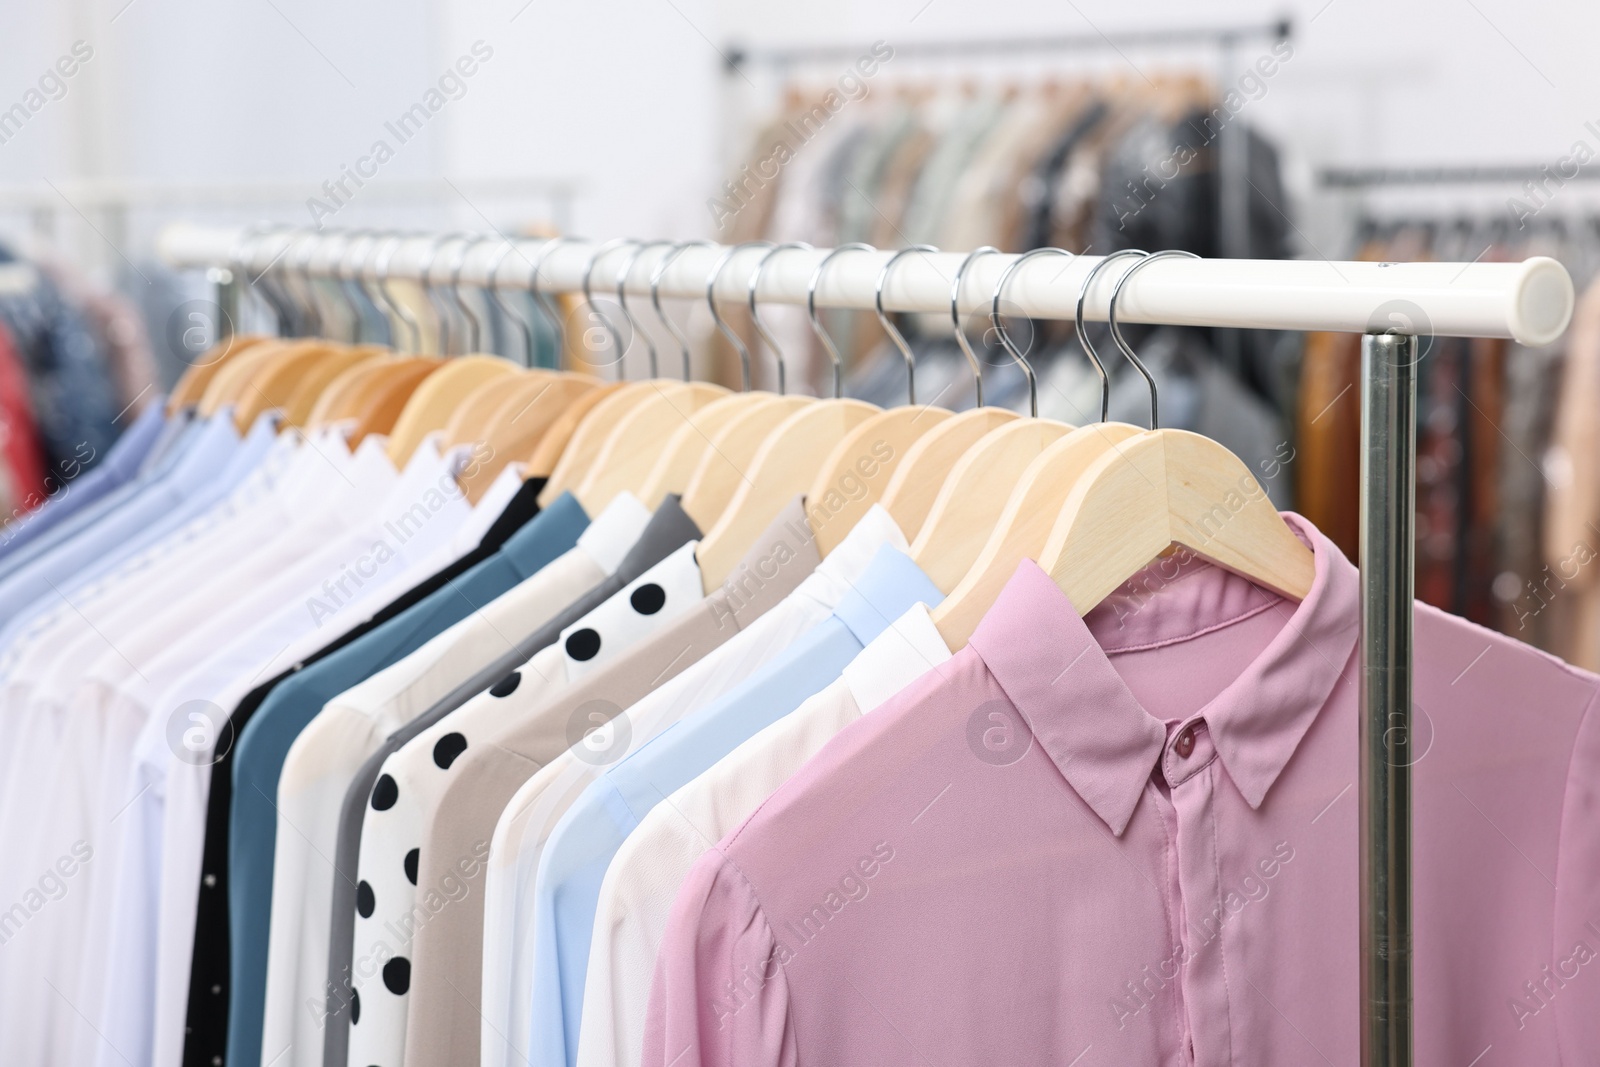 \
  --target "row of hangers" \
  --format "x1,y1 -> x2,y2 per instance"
176,226 -> 1315,653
